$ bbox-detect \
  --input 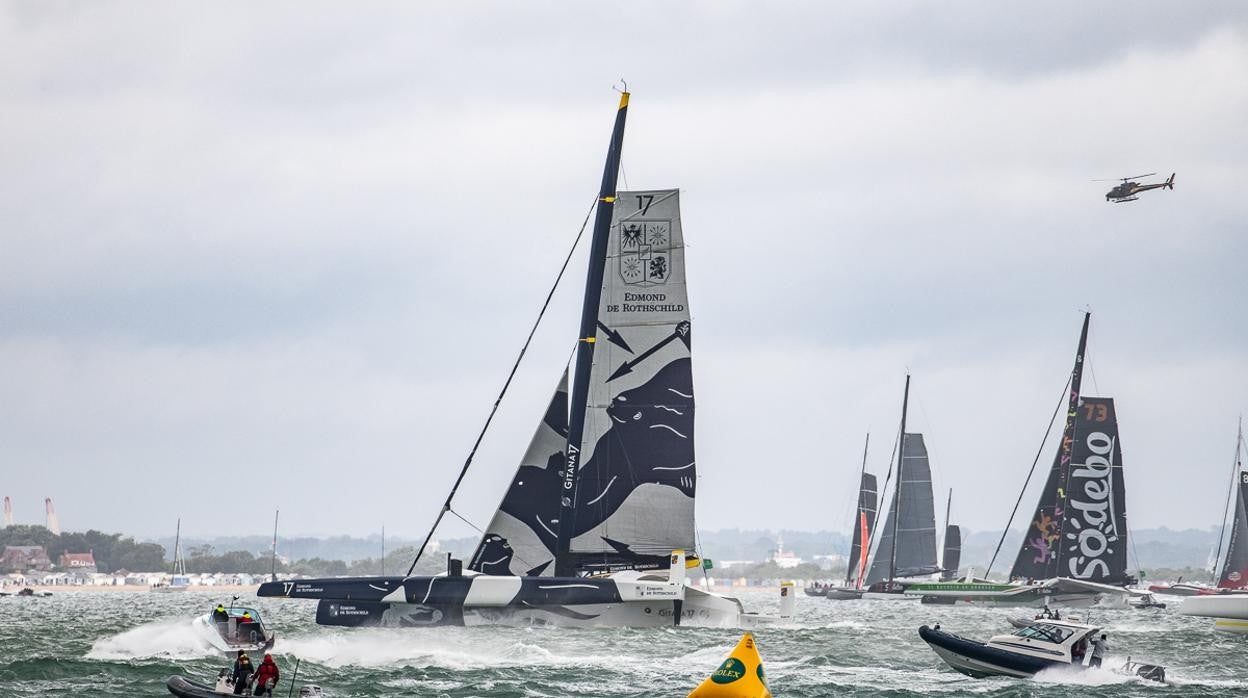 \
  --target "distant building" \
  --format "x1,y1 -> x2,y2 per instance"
1,545 -> 53,572
770,536 -> 804,569
59,551 -> 97,574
